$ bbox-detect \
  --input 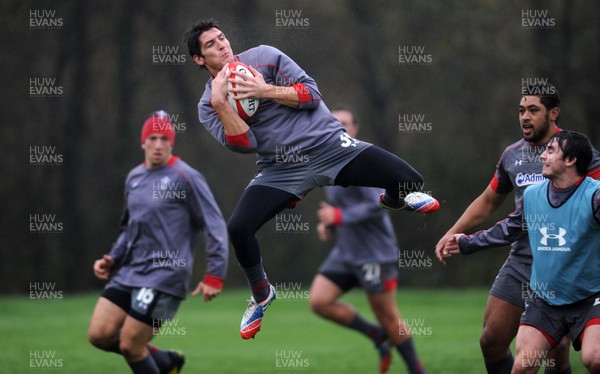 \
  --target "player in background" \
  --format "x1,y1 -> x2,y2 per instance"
184,19 -> 439,340
308,107 -> 427,374
435,83 -> 600,374
444,131 -> 600,373
87,111 -> 229,374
